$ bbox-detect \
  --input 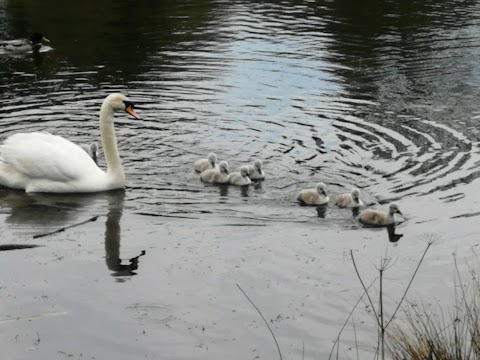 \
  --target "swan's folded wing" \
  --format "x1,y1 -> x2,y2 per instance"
0,132 -> 97,182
